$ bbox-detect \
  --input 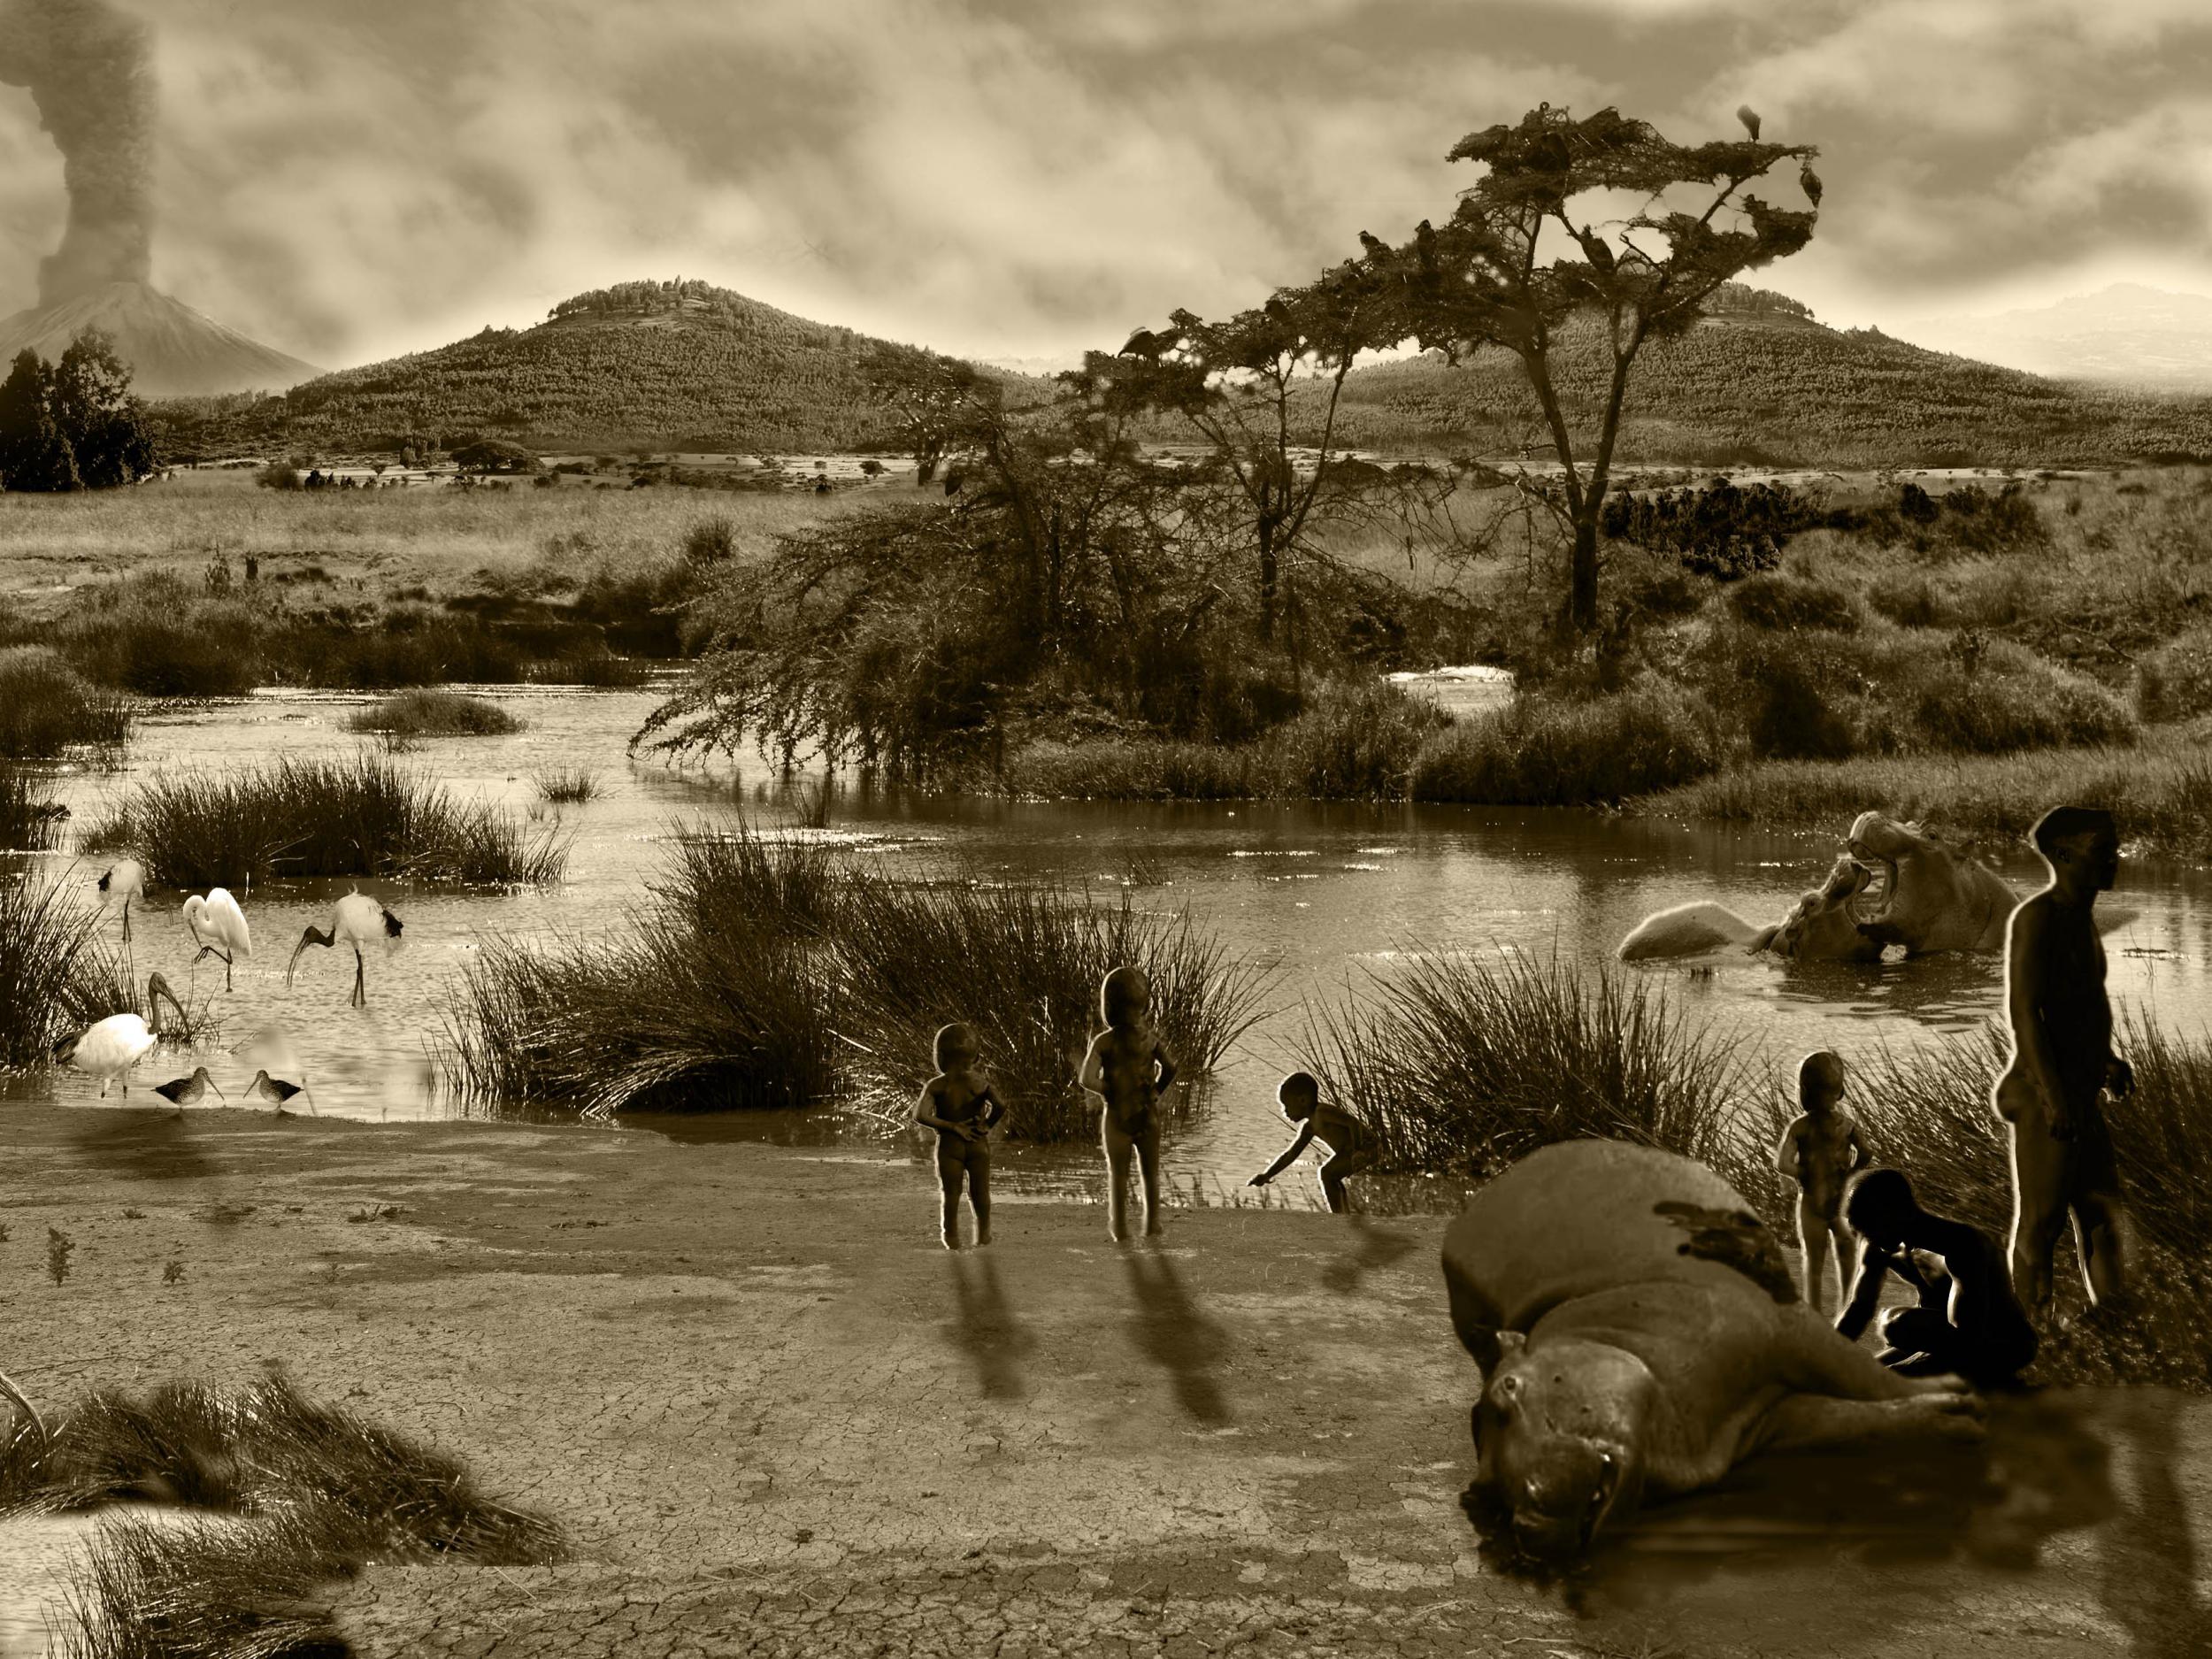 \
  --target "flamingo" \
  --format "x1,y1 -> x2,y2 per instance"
182,888 -> 251,992
288,892 -> 403,1008
245,1069 -> 311,1116
152,1066 -> 226,1116
97,858 -> 147,946
51,973 -> 185,1099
